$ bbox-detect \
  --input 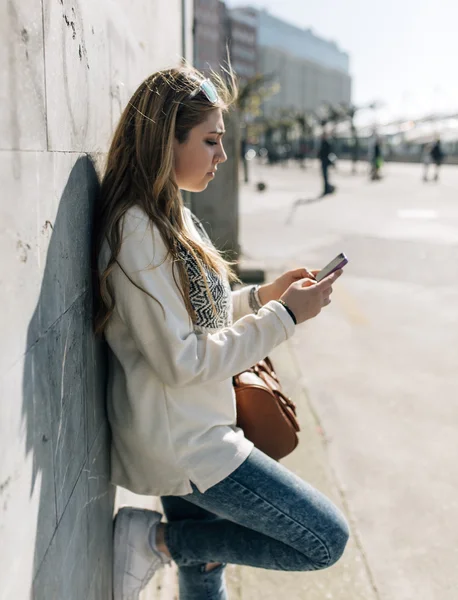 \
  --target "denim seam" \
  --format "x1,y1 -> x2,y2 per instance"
226,473 -> 331,566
